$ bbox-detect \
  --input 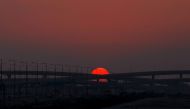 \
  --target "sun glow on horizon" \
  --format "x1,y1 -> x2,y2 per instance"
91,67 -> 110,75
